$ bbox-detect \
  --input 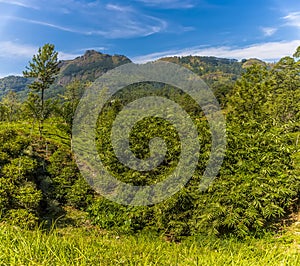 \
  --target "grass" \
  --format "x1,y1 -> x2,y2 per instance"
0,222 -> 300,266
